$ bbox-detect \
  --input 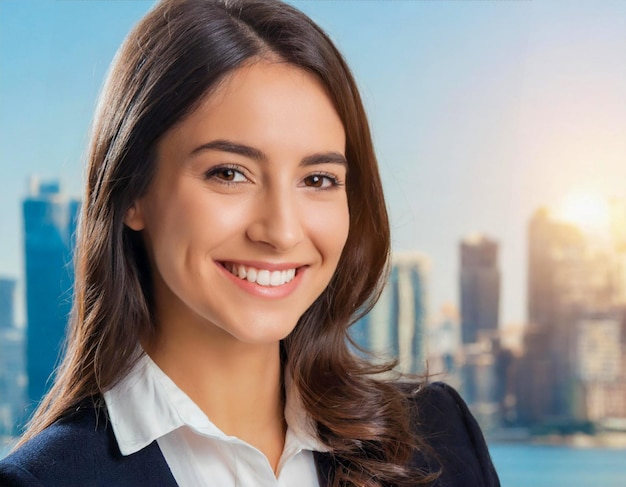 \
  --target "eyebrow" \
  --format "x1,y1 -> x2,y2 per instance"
190,139 -> 348,168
